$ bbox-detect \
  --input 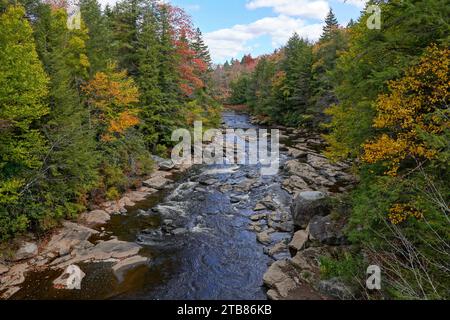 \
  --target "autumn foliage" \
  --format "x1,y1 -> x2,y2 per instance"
82,63 -> 140,141
363,45 -> 449,176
